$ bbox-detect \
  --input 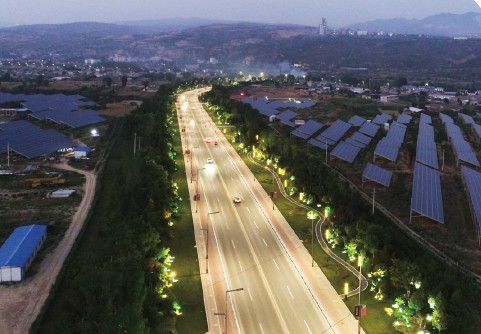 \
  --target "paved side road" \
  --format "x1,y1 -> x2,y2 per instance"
0,162 -> 96,334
